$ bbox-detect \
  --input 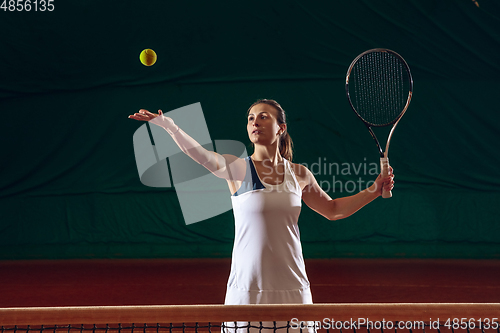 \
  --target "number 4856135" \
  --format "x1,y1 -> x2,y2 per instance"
1,0 -> 54,11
